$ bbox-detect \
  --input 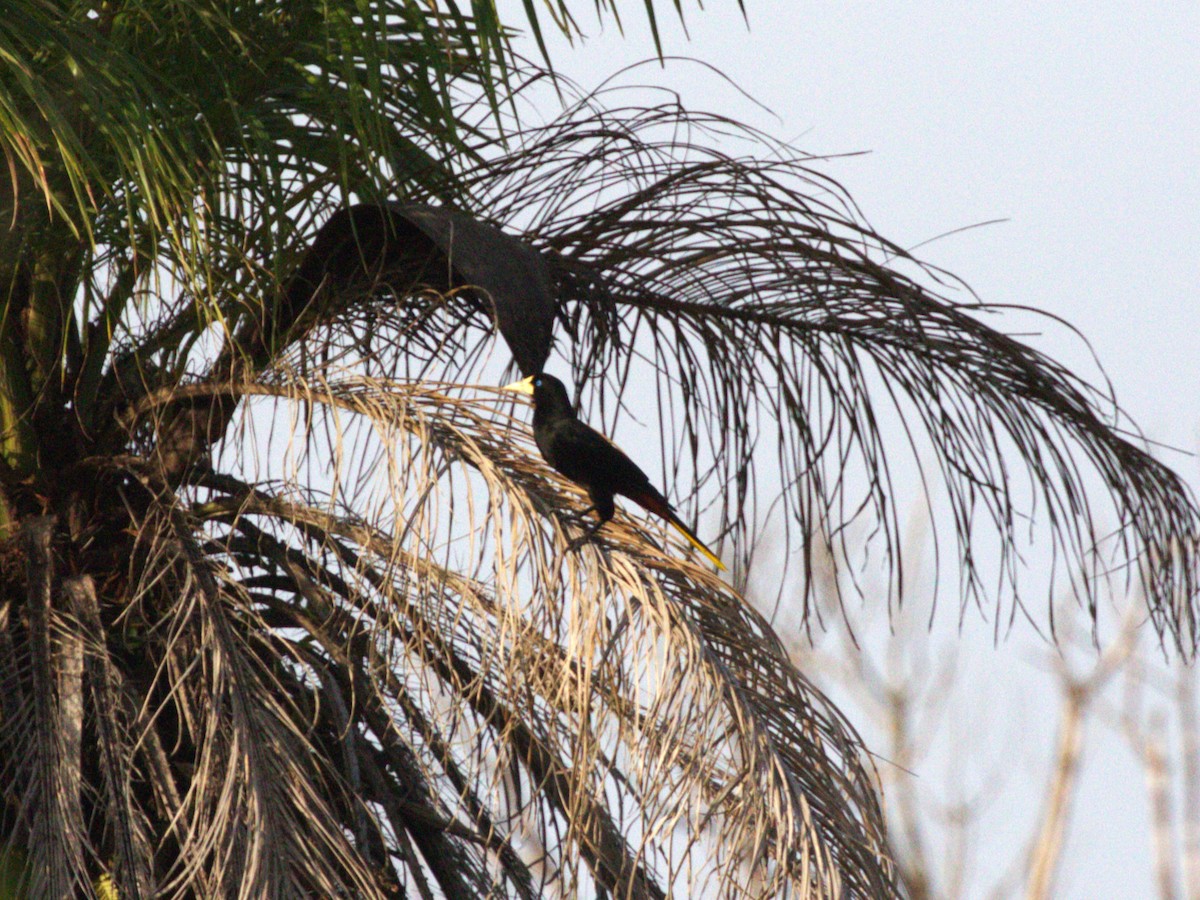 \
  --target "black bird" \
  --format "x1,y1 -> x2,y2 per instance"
502,373 -> 725,570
